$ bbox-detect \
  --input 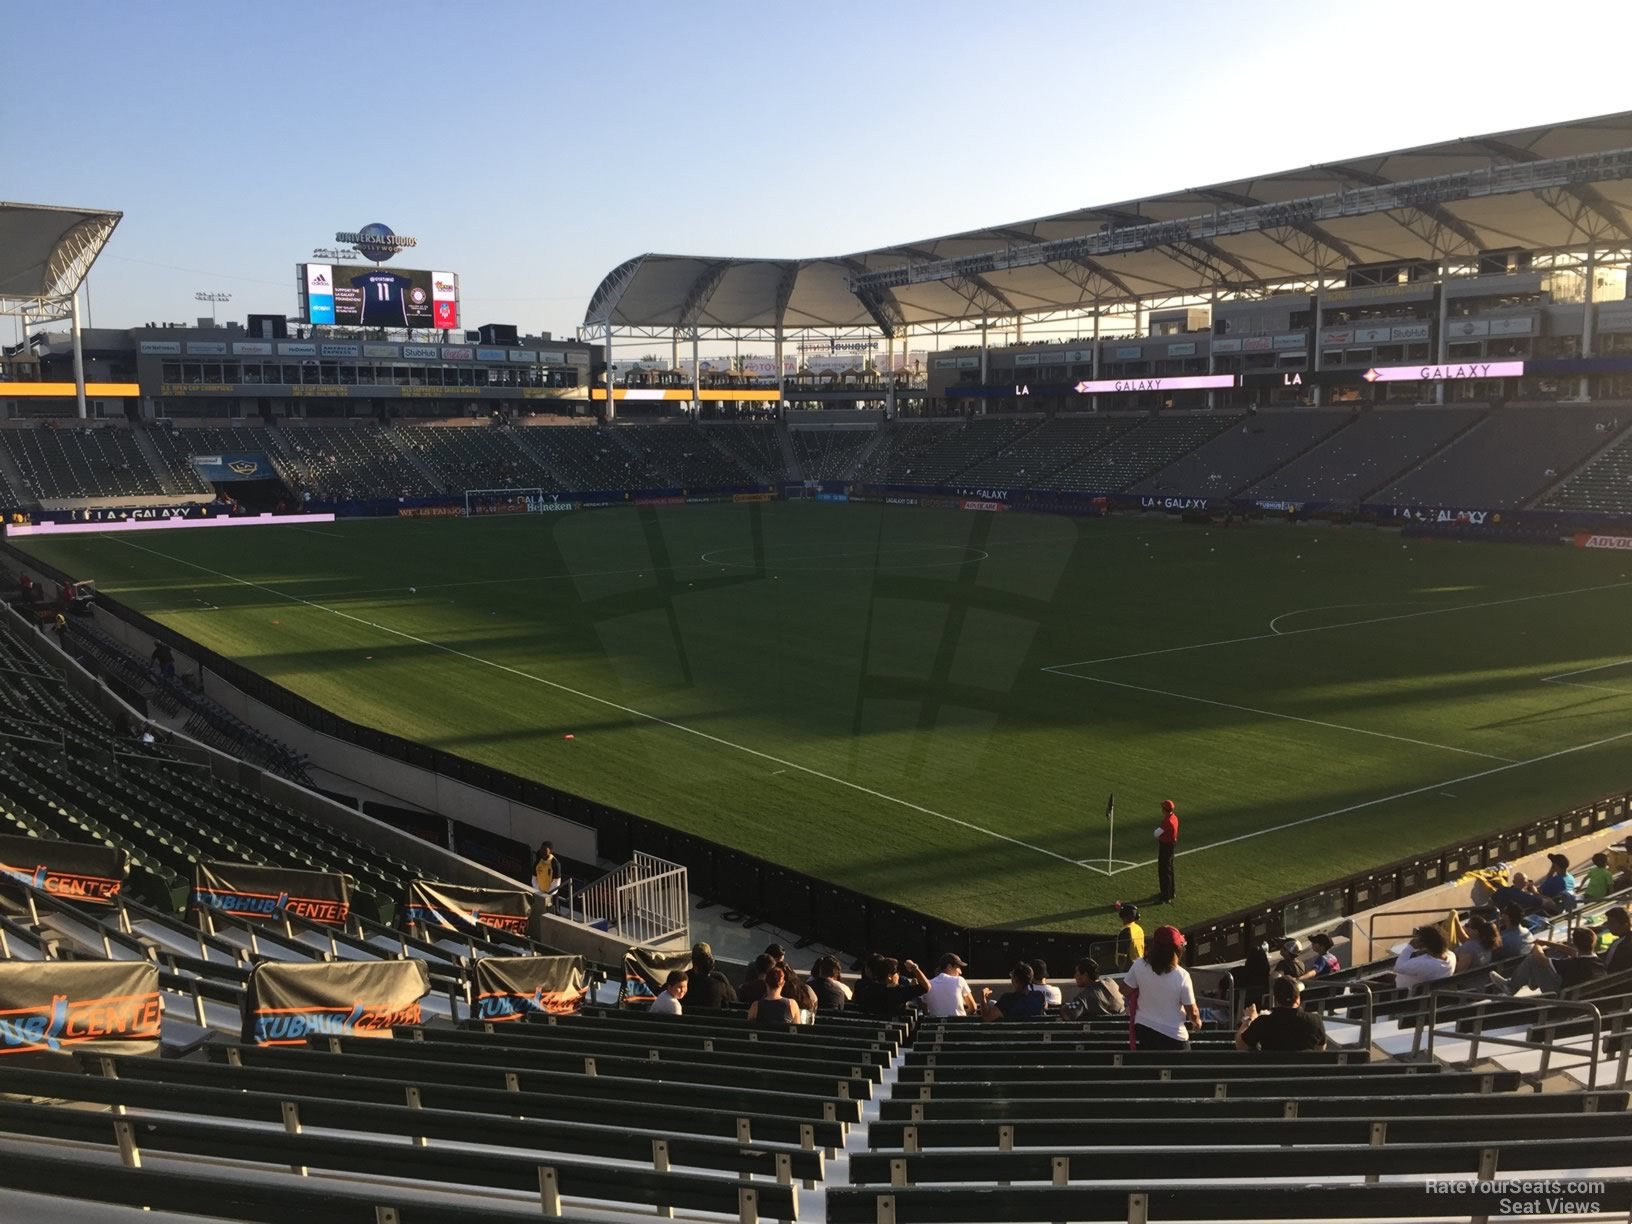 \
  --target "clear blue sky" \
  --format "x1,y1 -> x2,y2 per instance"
14,0 -> 1632,349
